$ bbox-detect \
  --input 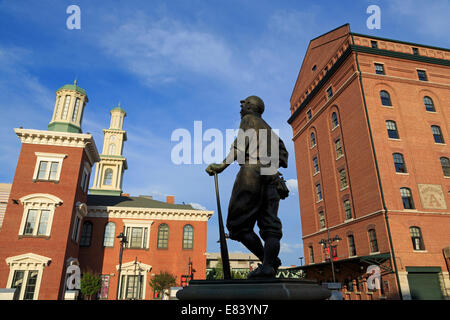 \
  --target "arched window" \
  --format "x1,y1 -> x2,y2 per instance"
368,229 -> 379,253
182,225 -> 194,249
318,211 -> 326,229
103,222 -> 116,247
380,90 -> 392,106
108,143 -> 116,155
103,169 -> 113,186
80,221 -> 93,247
410,227 -> 425,251
157,224 -> 169,249
310,132 -> 316,147
431,125 -> 445,143
72,98 -> 80,122
347,235 -> 356,257
331,112 -> 339,128
344,200 -> 352,220
386,120 -> 399,139
441,157 -> 450,177
62,95 -> 71,120
393,153 -> 407,173
400,187 -> 415,209
424,96 -> 435,112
